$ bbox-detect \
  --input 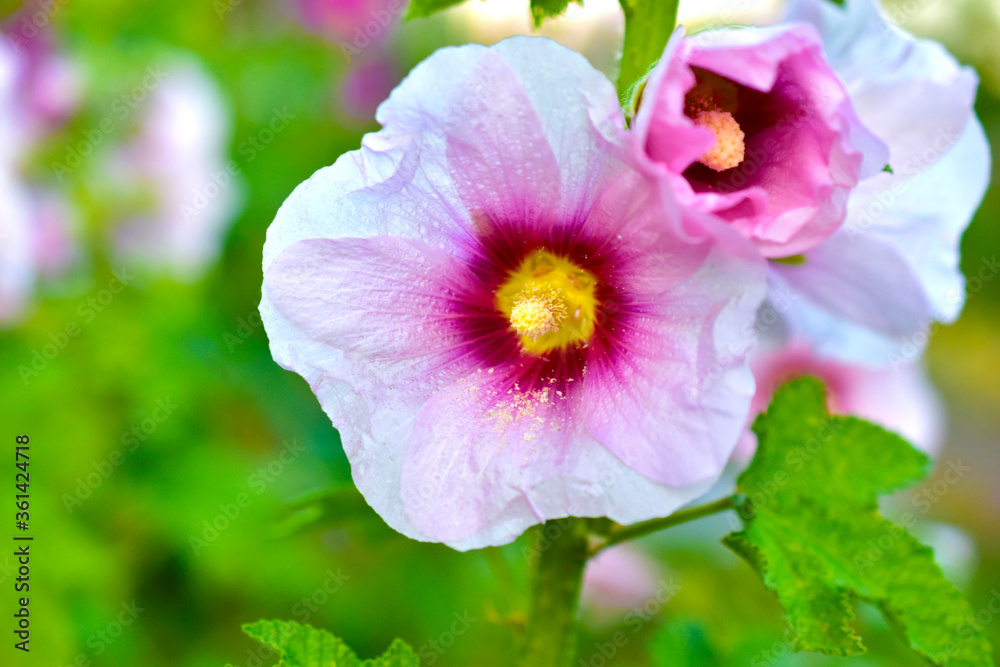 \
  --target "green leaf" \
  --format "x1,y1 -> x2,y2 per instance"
0,0 -> 20,19
617,0 -> 679,100
405,0 -> 467,20
236,620 -> 419,667
725,378 -> 994,666
530,0 -> 582,27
